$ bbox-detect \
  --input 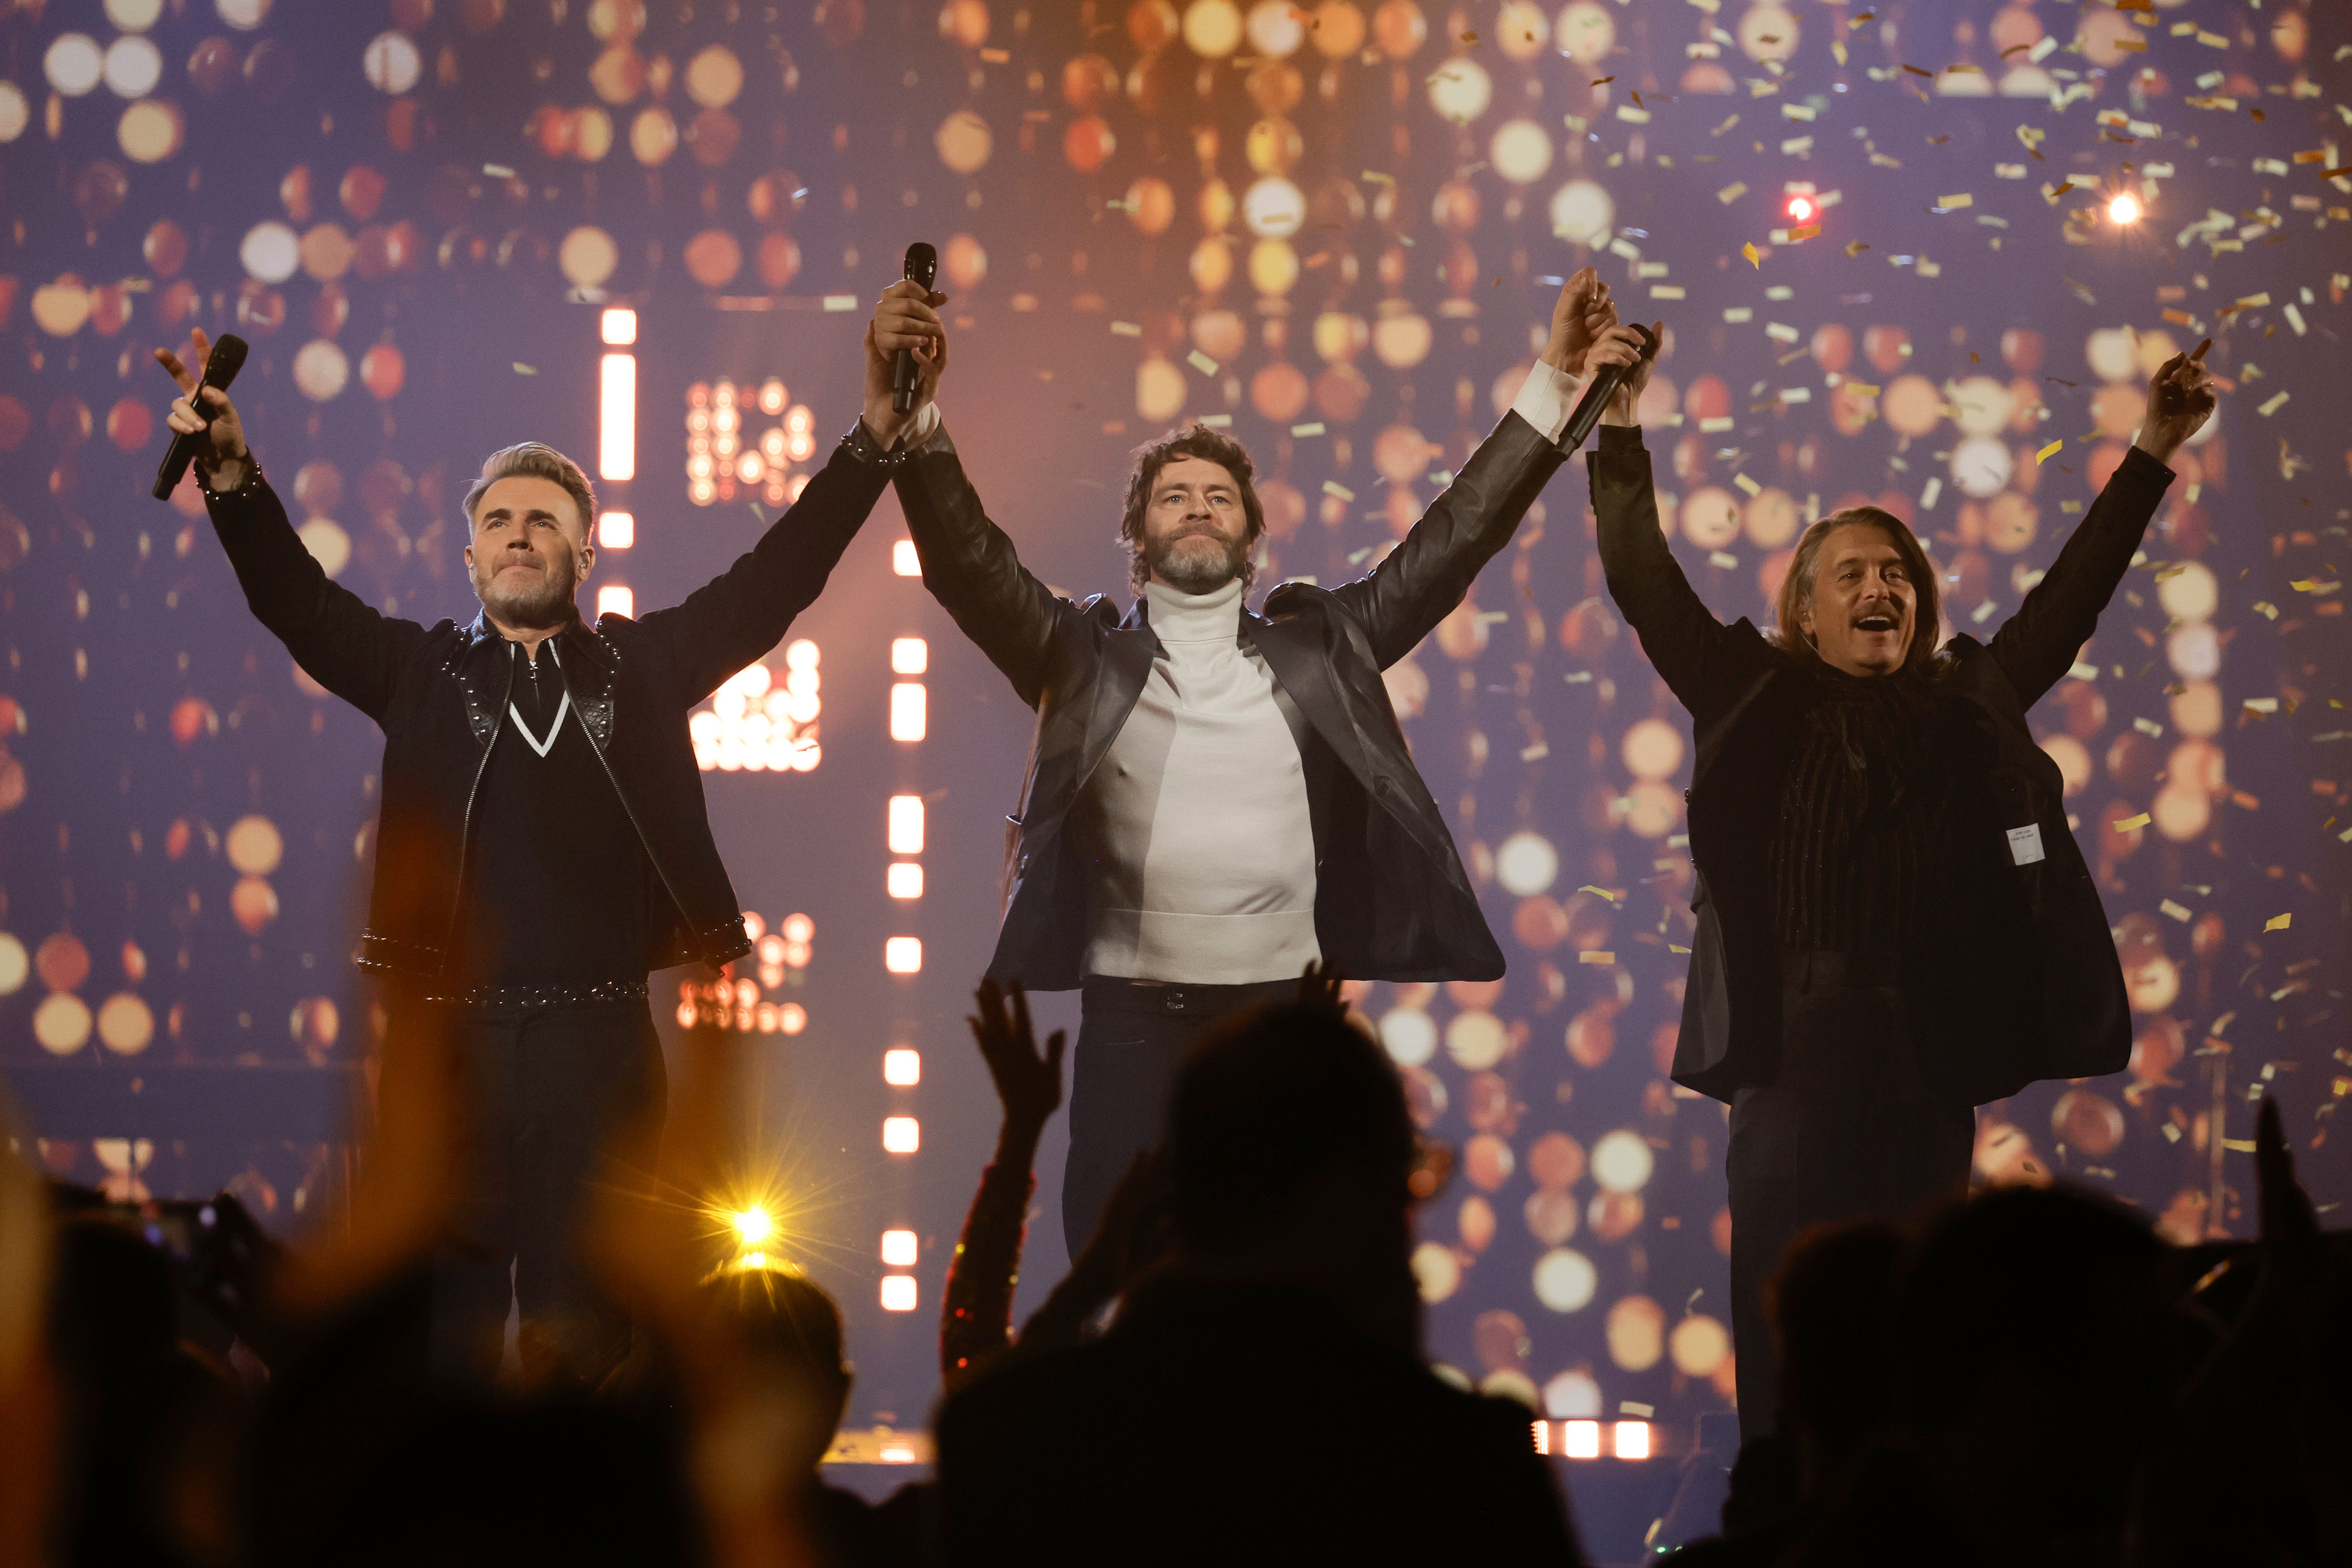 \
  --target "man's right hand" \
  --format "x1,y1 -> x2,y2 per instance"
154,328 -> 251,491
863,279 -> 950,448
1585,321 -> 1662,427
